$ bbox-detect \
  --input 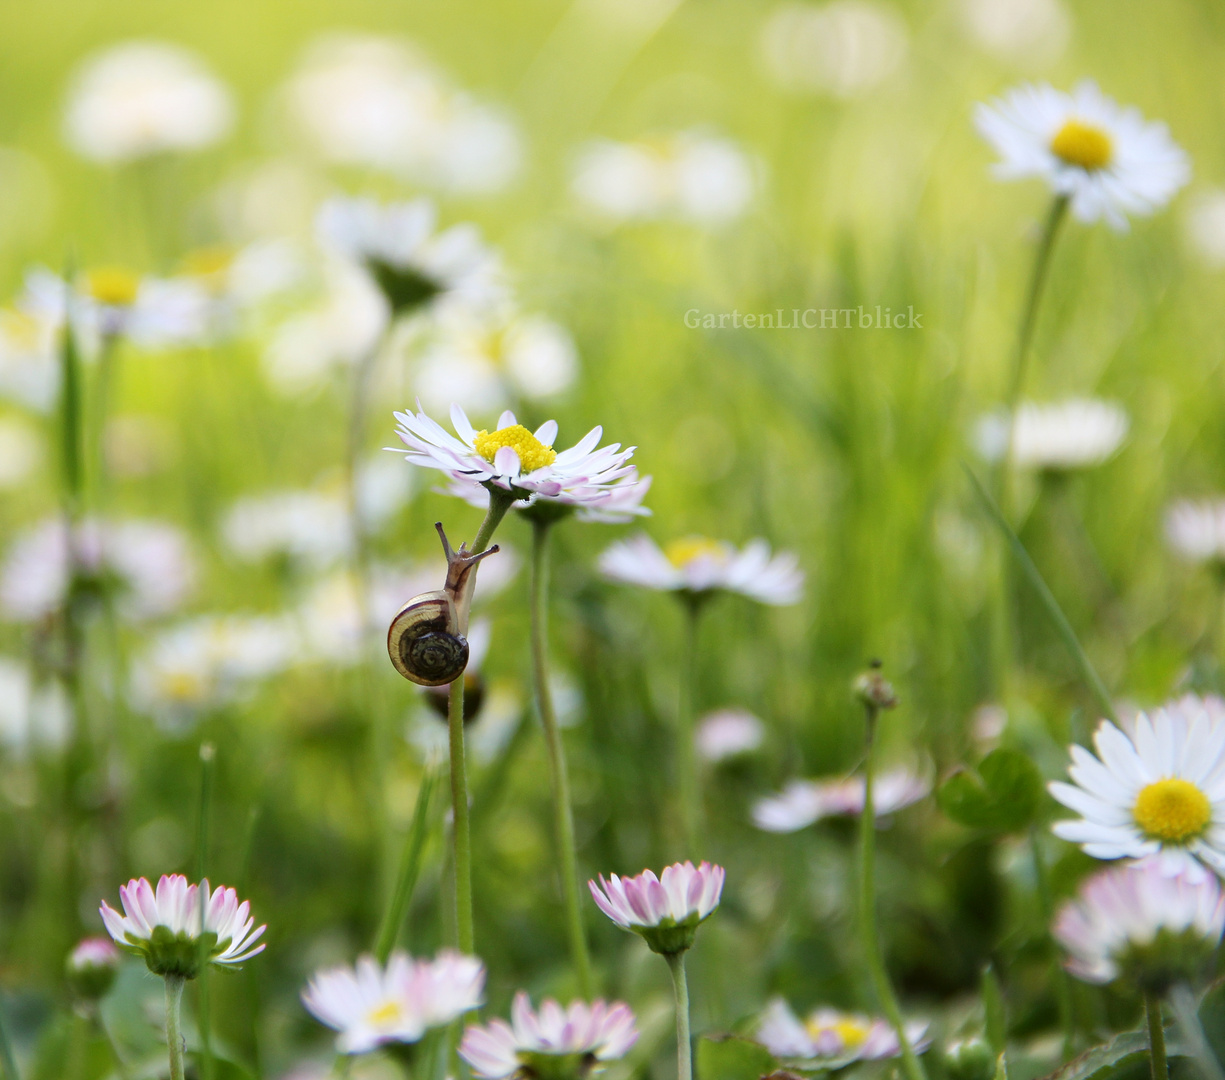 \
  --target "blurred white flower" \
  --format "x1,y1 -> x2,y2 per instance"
0,307 -> 59,412
760,2 -> 907,98
1,516 -> 195,622
571,131 -> 756,225
961,0 -> 1070,64
974,398 -> 1129,471
752,767 -> 929,832
1166,498 -> 1225,565
696,708 -> 765,763
222,491 -> 351,570
0,658 -> 71,756
599,534 -> 803,605
975,80 -> 1190,230
0,417 -> 42,487
285,35 -> 522,194
1183,189 -> 1225,269
64,41 -> 234,162
756,998 -> 929,1063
